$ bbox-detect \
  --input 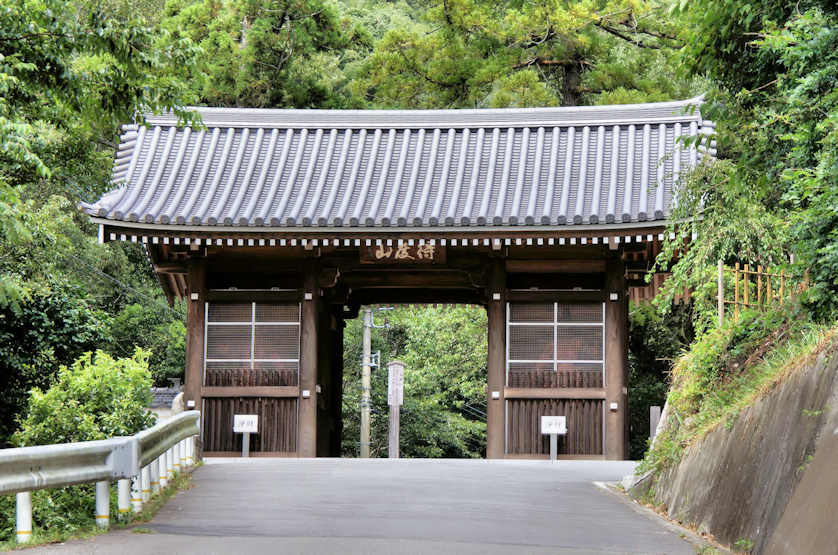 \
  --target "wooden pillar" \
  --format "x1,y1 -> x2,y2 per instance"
316,306 -> 339,457
331,314 -> 345,456
486,258 -> 506,459
299,261 -> 319,457
604,255 -> 628,460
184,258 -> 206,415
